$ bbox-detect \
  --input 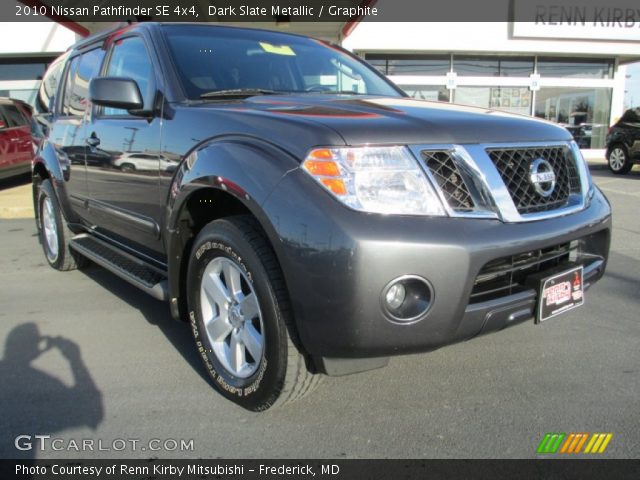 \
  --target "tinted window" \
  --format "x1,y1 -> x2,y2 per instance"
454,56 -> 533,77
103,36 -> 154,116
38,55 -> 66,113
0,108 -> 7,129
163,25 -> 400,99
537,58 -> 613,79
62,48 -> 105,117
1,104 -> 28,127
0,61 -> 48,81
366,54 -> 450,76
